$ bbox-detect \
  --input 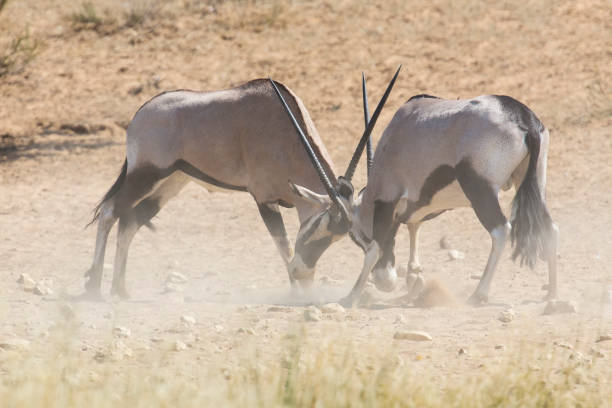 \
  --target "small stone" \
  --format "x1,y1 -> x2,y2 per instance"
498,309 -> 516,323
34,283 -> 53,296
470,274 -> 482,280
554,341 -> 573,350
393,330 -> 432,341
439,236 -> 451,249
237,327 -> 256,335
596,334 -> 612,343
448,250 -> 465,260
267,306 -> 291,313
458,348 -> 467,355
589,347 -> 605,358
18,273 -> 37,292
495,345 -> 505,350
174,340 -> 187,351
150,337 -> 164,343
304,307 -> 322,322
214,324 -> 224,332
166,272 -> 188,284
0,338 -> 31,351
181,315 -> 196,328
94,350 -> 107,362
320,303 -> 345,314
113,326 -> 131,338
543,300 -> 577,315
